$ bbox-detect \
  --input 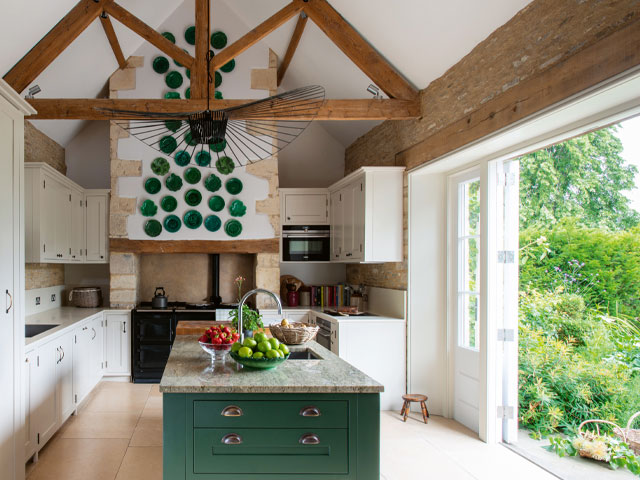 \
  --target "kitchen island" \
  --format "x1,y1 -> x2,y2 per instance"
160,336 -> 383,479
